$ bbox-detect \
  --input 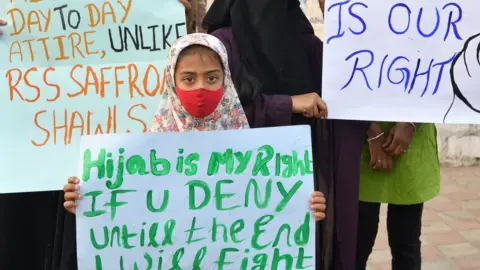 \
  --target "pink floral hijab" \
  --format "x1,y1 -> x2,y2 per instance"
150,33 -> 250,132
